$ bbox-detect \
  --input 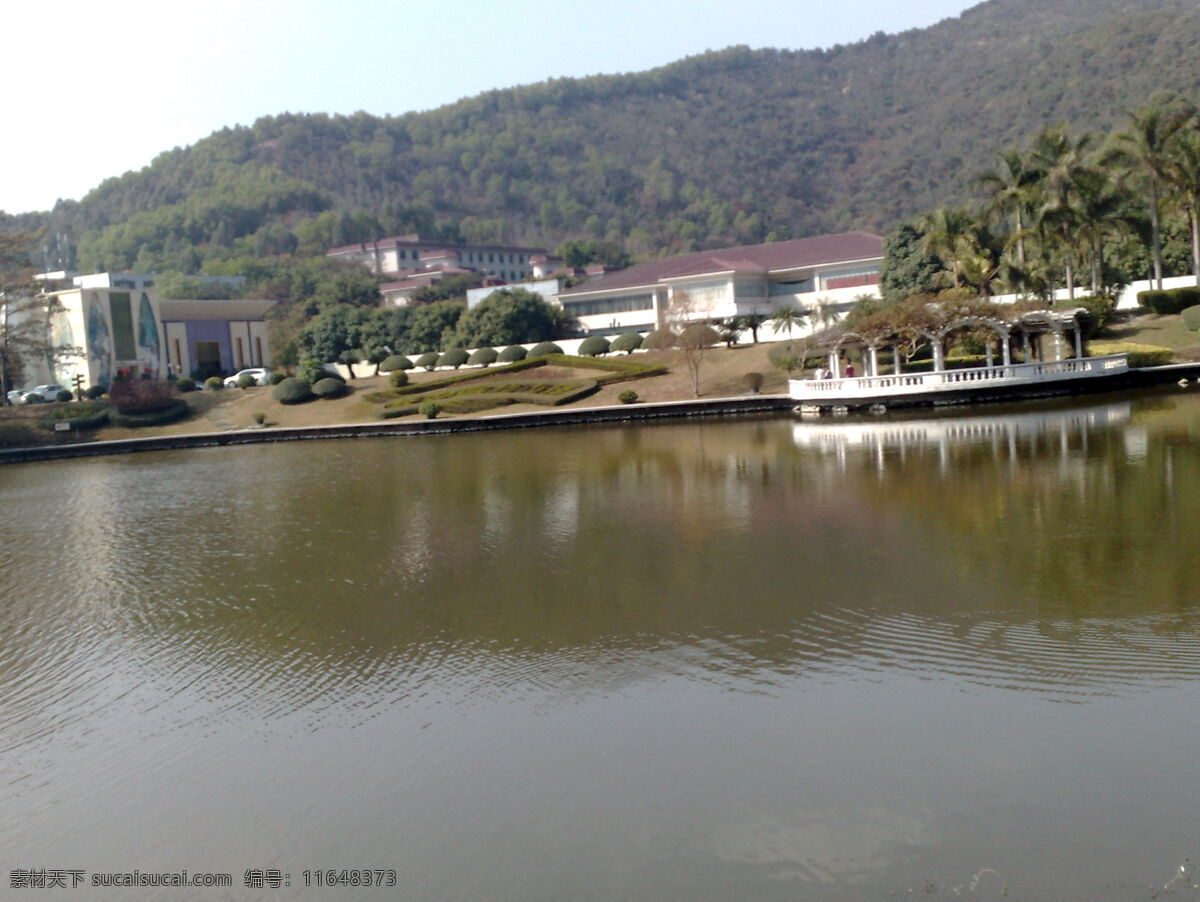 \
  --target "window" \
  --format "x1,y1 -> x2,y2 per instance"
563,294 -> 654,316
236,337 -> 245,369
255,336 -> 264,367
108,293 -> 136,359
